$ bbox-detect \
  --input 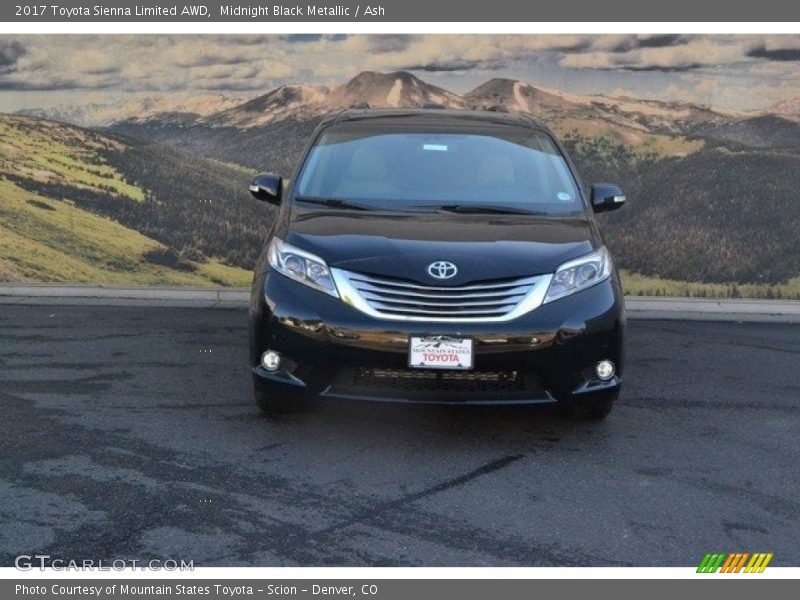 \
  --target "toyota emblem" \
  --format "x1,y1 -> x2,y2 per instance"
427,261 -> 458,280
